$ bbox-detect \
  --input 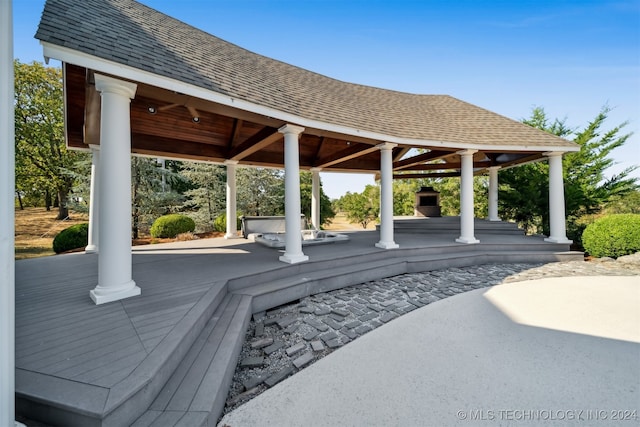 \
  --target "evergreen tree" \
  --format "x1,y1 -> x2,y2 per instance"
500,106 -> 637,238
